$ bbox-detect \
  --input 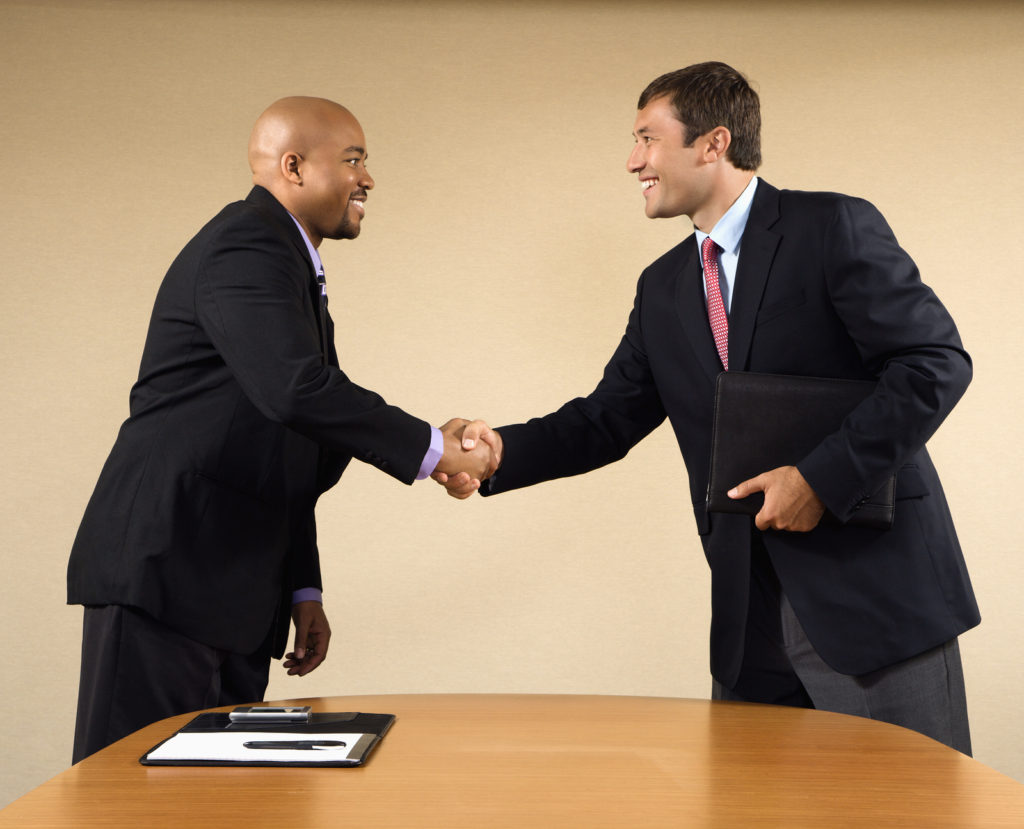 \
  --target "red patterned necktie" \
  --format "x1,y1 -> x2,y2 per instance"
701,236 -> 729,370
